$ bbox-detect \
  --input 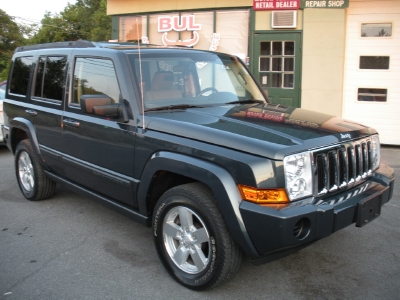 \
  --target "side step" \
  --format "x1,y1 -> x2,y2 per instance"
45,171 -> 150,226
